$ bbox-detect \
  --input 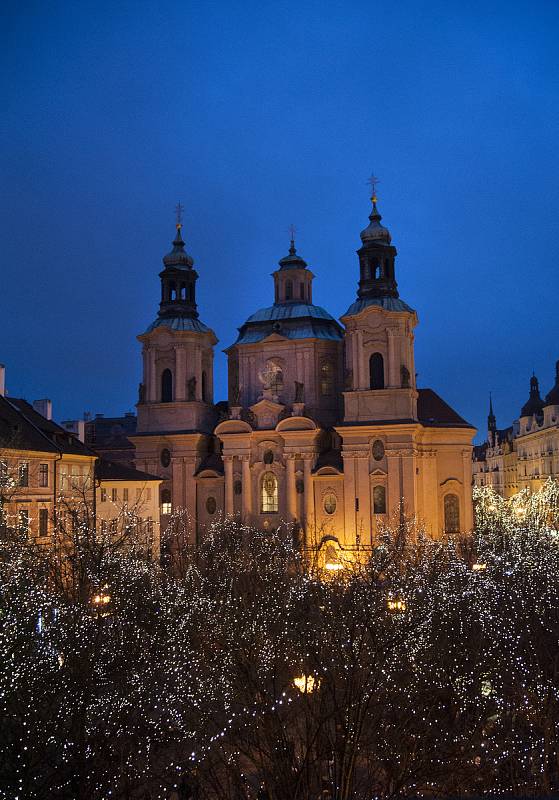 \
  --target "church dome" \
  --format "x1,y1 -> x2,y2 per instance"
234,302 -> 343,345
277,241 -> 308,270
520,375 -> 544,418
162,226 -> 194,270
360,201 -> 391,245
544,361 -> 559,406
